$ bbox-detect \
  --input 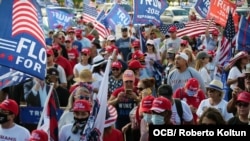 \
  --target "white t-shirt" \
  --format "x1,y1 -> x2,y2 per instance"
73,63 -> 91,77
196,98 -> 234,121
59,124 -> 85,141
171,100 -> 193,125
0,124 -> 30,141
160,37 -> 182,53
227,66 -> 245,90
58,110 -> 74,131
199,67 -> 211,87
